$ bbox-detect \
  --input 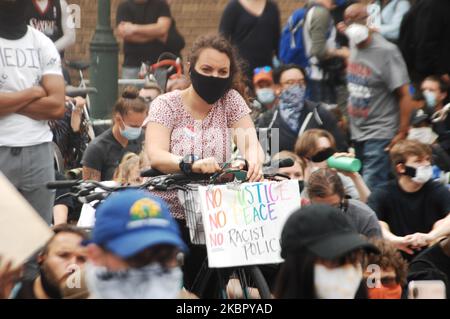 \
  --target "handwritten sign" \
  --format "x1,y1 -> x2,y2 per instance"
198,180 -> 300,268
